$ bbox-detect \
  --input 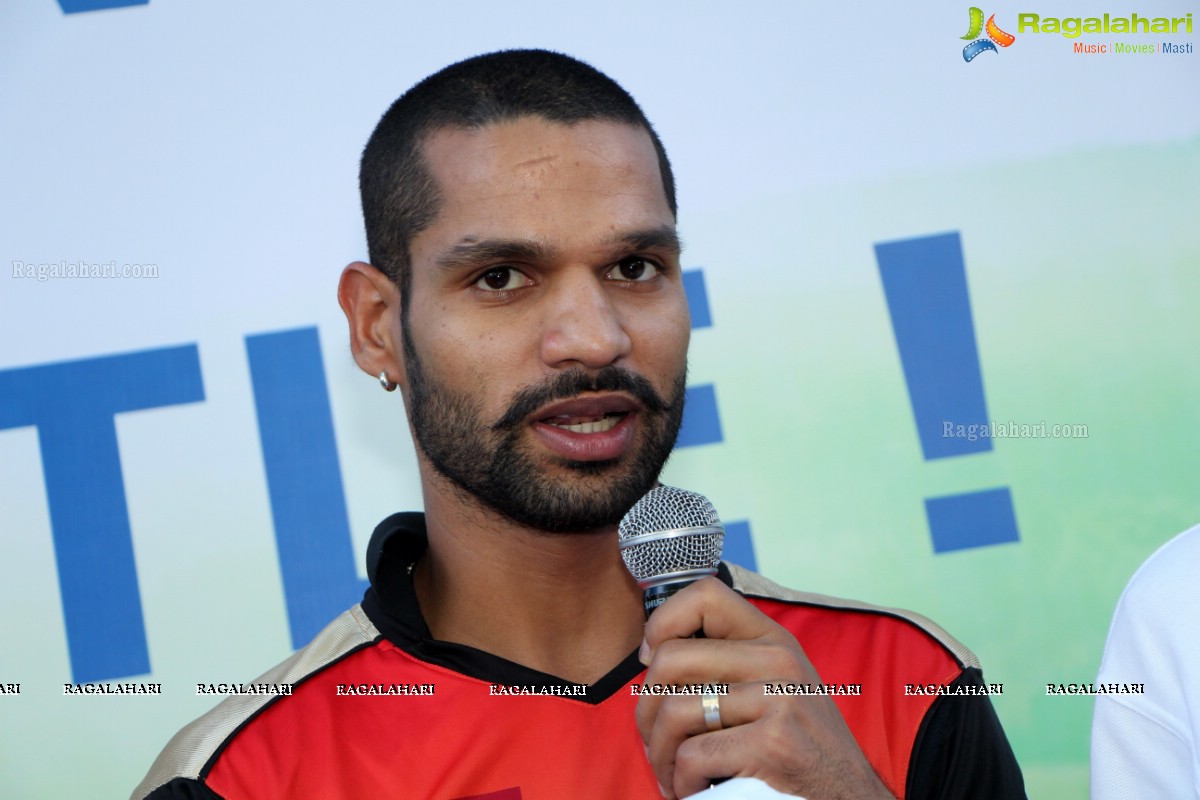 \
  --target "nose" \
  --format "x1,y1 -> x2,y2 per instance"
539,271 -> 632,370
